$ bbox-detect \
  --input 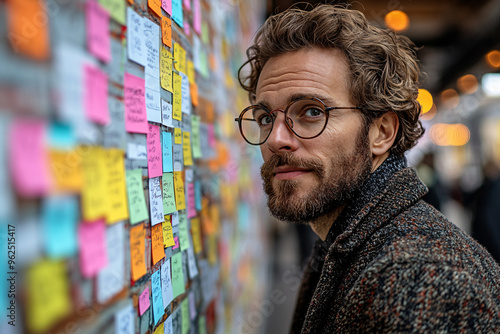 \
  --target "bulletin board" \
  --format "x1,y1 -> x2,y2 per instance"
0,0 -> 269,333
